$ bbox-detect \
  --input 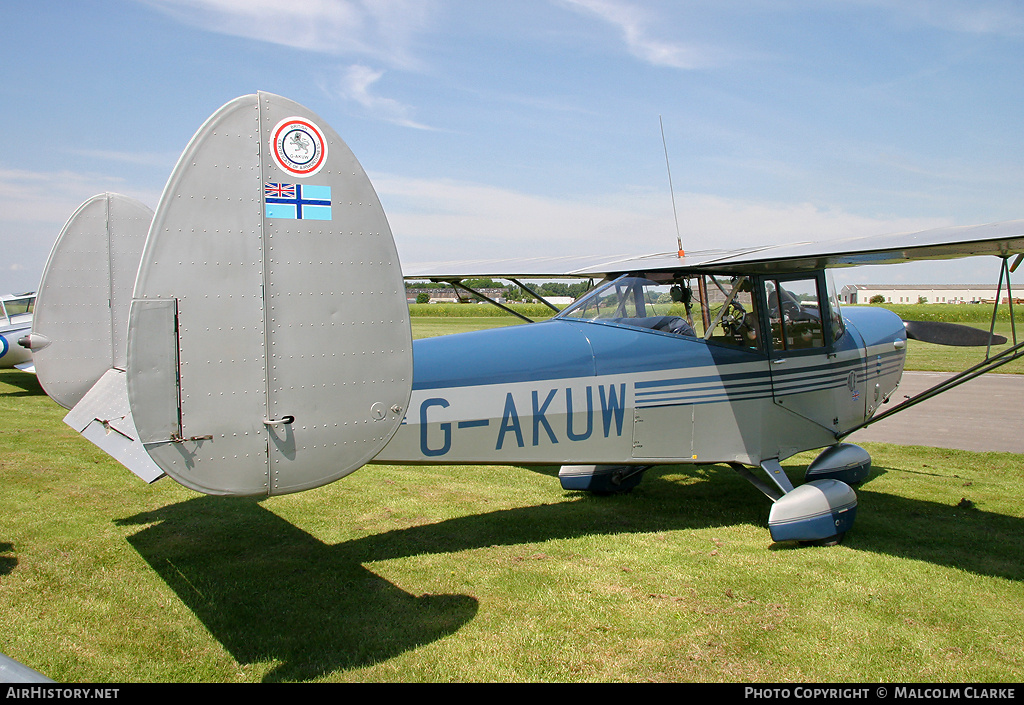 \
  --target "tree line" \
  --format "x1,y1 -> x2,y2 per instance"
407,279 -> 593,303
